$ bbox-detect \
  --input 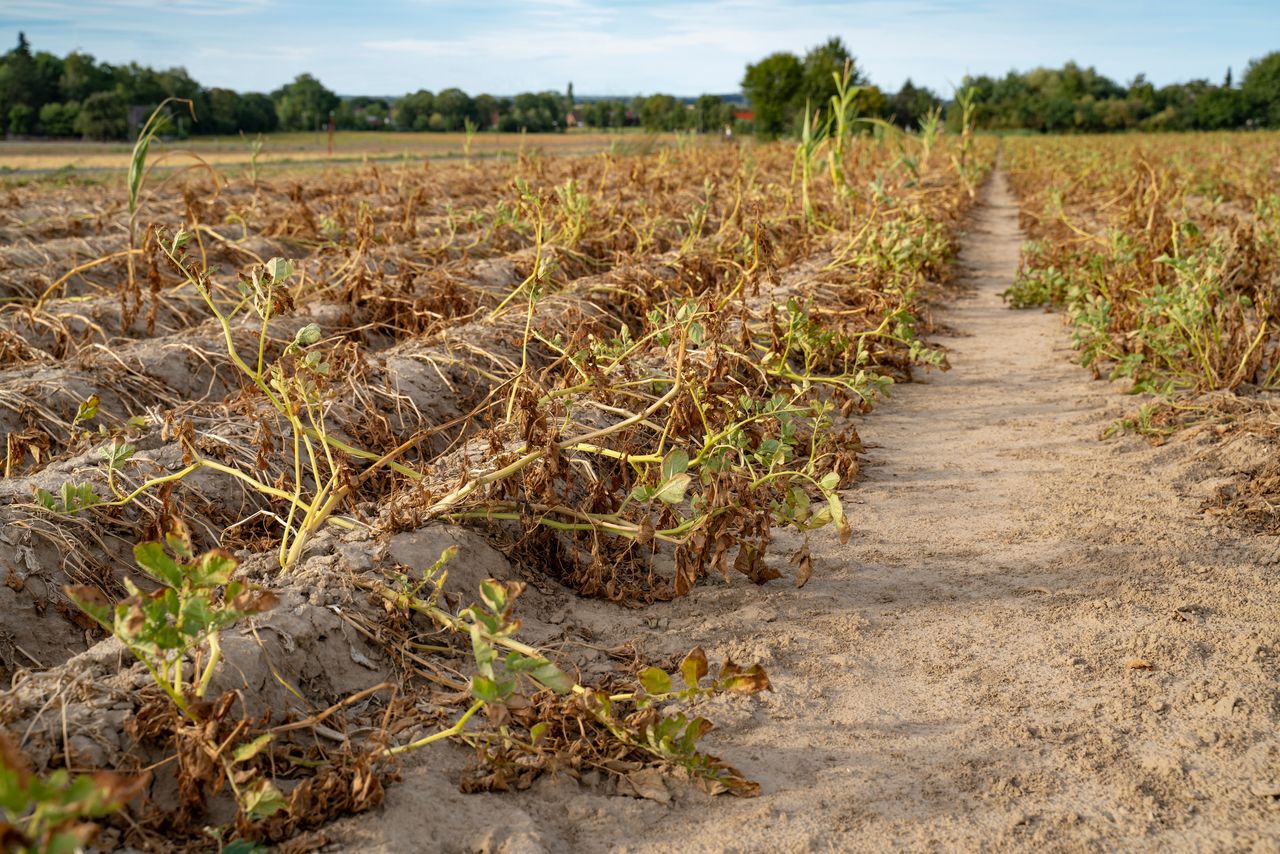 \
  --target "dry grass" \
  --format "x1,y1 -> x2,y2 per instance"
0,130 -> 684,174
